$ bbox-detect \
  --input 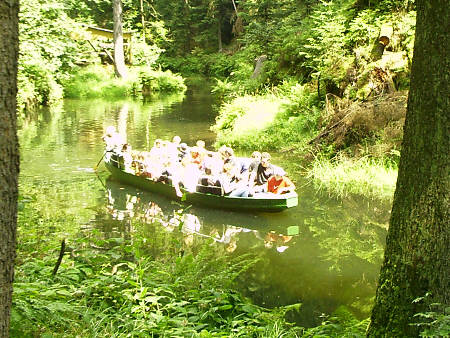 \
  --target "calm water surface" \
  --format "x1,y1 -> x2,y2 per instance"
18,82 -> 390,327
